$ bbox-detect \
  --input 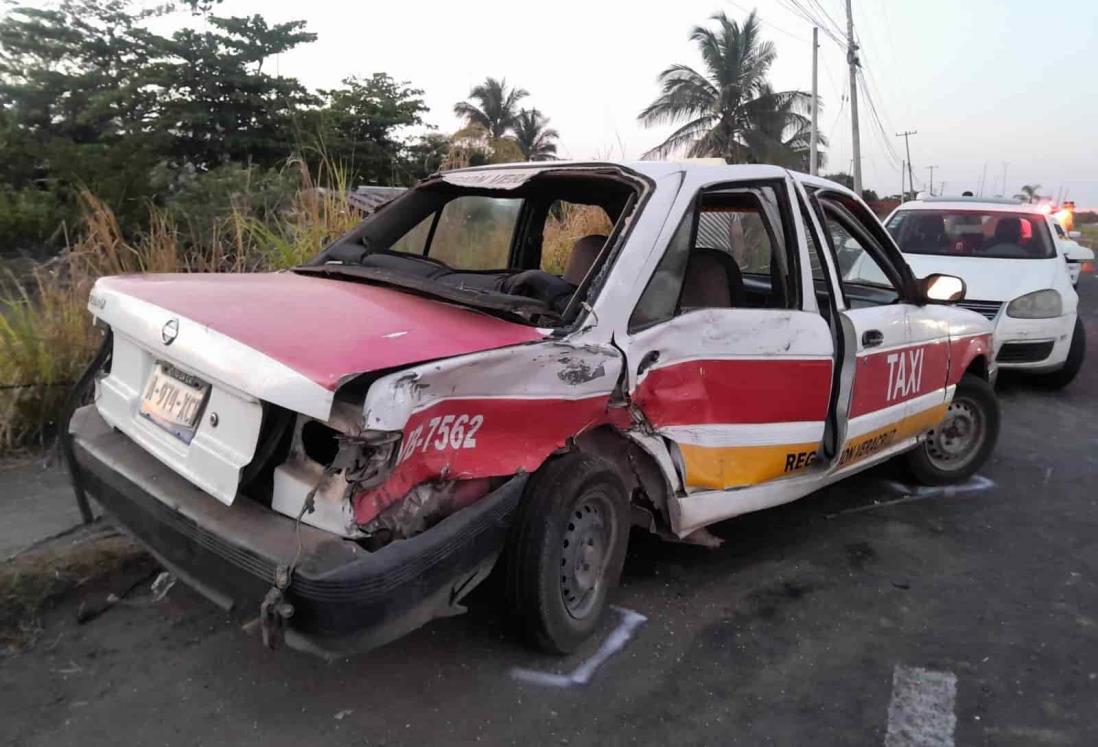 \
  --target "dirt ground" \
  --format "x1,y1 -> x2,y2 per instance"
1,278 -> 1096,746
